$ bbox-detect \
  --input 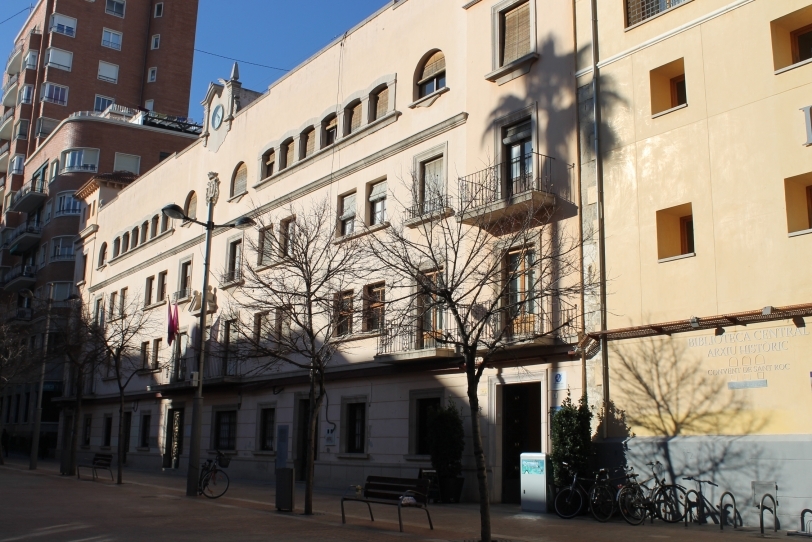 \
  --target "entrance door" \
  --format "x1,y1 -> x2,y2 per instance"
122,412 -> 132,464
162,408 -> 184,469
296,398 -> 317,481
501,382 -> 541,503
